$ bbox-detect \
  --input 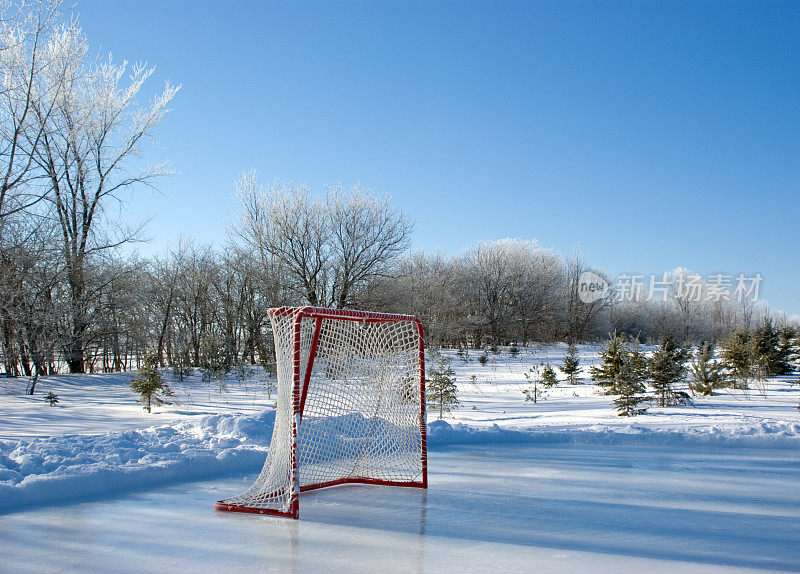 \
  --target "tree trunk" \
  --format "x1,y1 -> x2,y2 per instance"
156,298 -> 173,366
66,265 -> 88,374
25,372 -> 38,395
